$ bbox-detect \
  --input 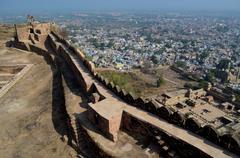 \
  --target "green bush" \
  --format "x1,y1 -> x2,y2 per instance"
198,80 -> 209,89
236,94 -> 240,102
175,61 -> 187,69
156,76 -> 165,87
100,71 -> 131,87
